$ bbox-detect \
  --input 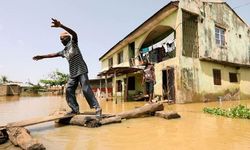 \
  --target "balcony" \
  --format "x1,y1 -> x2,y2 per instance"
129,43 -> 176,67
